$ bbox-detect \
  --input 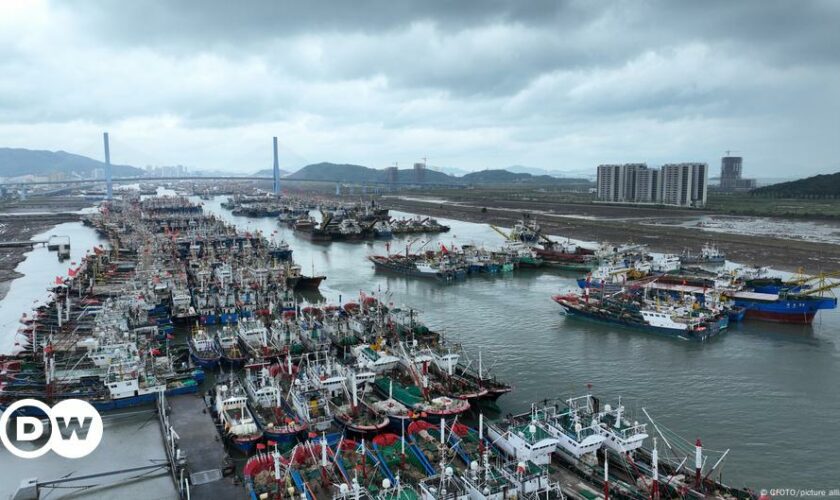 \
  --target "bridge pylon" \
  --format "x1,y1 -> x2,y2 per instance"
103,132 -> 112,200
